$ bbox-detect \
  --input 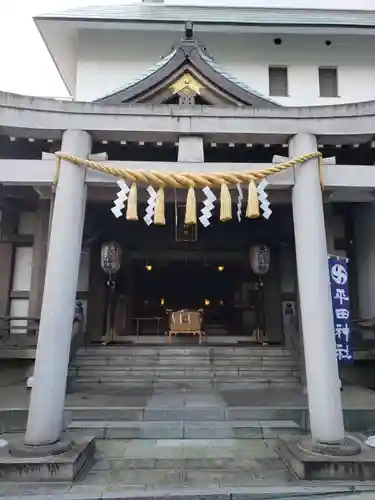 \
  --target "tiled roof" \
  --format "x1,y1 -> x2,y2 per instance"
97,49 -> 177,100
198,48 -> 279,106
95,36 -> 278,107
99,44 -> 276,104
35,3 -> 375,27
